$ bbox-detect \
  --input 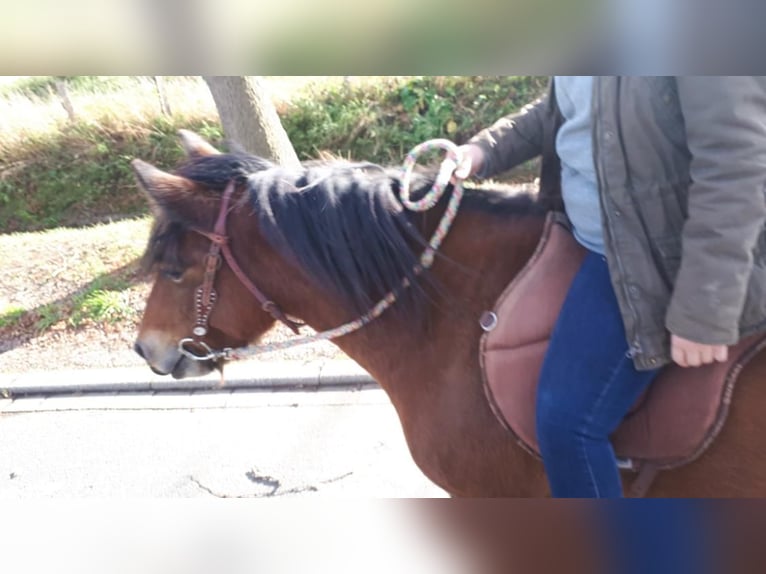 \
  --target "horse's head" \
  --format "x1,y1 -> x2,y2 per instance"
132,131 -> 284,379
132,131 -> 459,378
